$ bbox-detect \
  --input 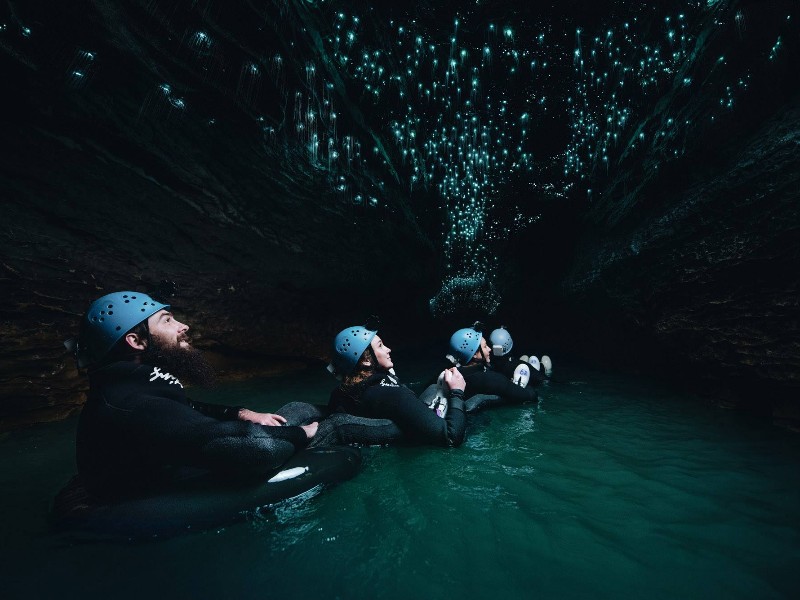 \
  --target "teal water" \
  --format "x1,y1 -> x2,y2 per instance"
2,362 -> 799,599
